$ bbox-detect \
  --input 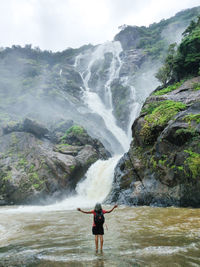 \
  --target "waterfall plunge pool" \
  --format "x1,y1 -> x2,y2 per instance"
0,206 -> 200,266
